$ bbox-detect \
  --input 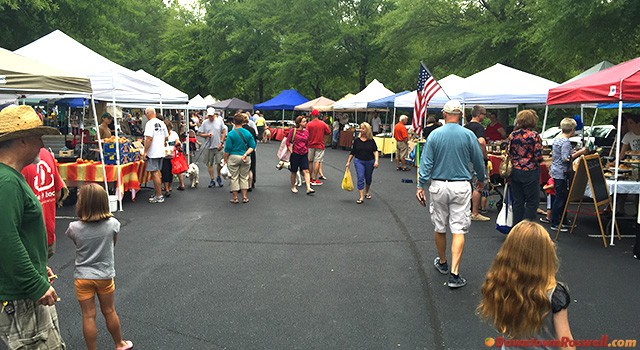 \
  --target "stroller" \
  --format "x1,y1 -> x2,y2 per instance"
485,173 -> 505,212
